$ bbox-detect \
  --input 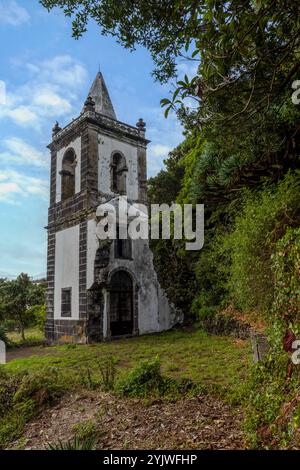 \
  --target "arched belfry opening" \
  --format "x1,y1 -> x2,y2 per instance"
111,152 -> 127,194
109,270 -> 133,337
60,148 -> 76,201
